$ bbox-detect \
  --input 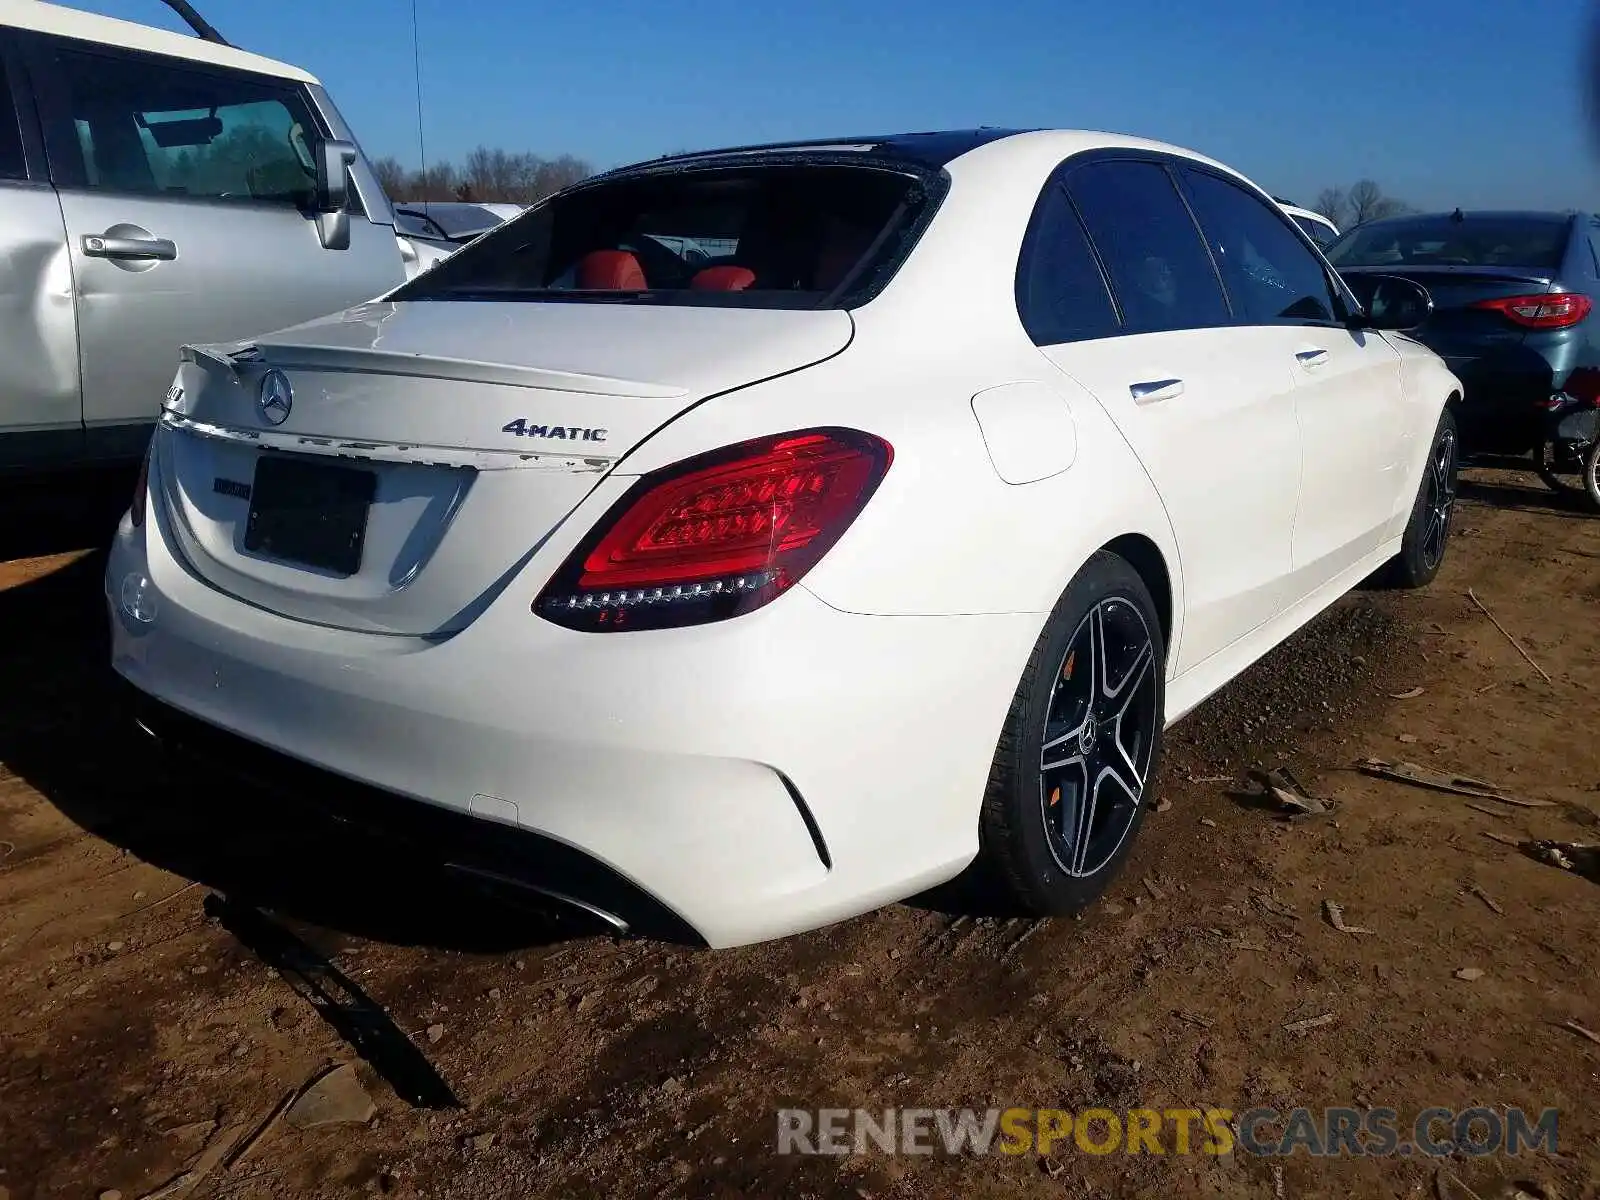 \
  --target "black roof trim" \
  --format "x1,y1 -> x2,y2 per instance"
628,128 -> 1034,172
